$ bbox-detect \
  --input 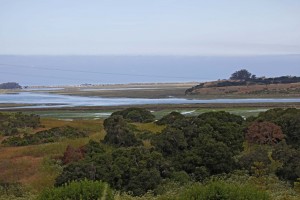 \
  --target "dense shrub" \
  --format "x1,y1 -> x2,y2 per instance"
53,109 -> 300,197
238,146 -> 271,176
56,146 -> 168,196
272,142 -> 300,182
2,126 -> 87,146
0,112 -> 40,136
256,108 -> 300,148
103,115 -> 142,147
38,179 -> 113,200
180,181 -> 270,200
152,111 -> 245,180
156,111 -> 184,125
0,182 -> 24,198
111,107 -> 155,123
246,121 -> 285,145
